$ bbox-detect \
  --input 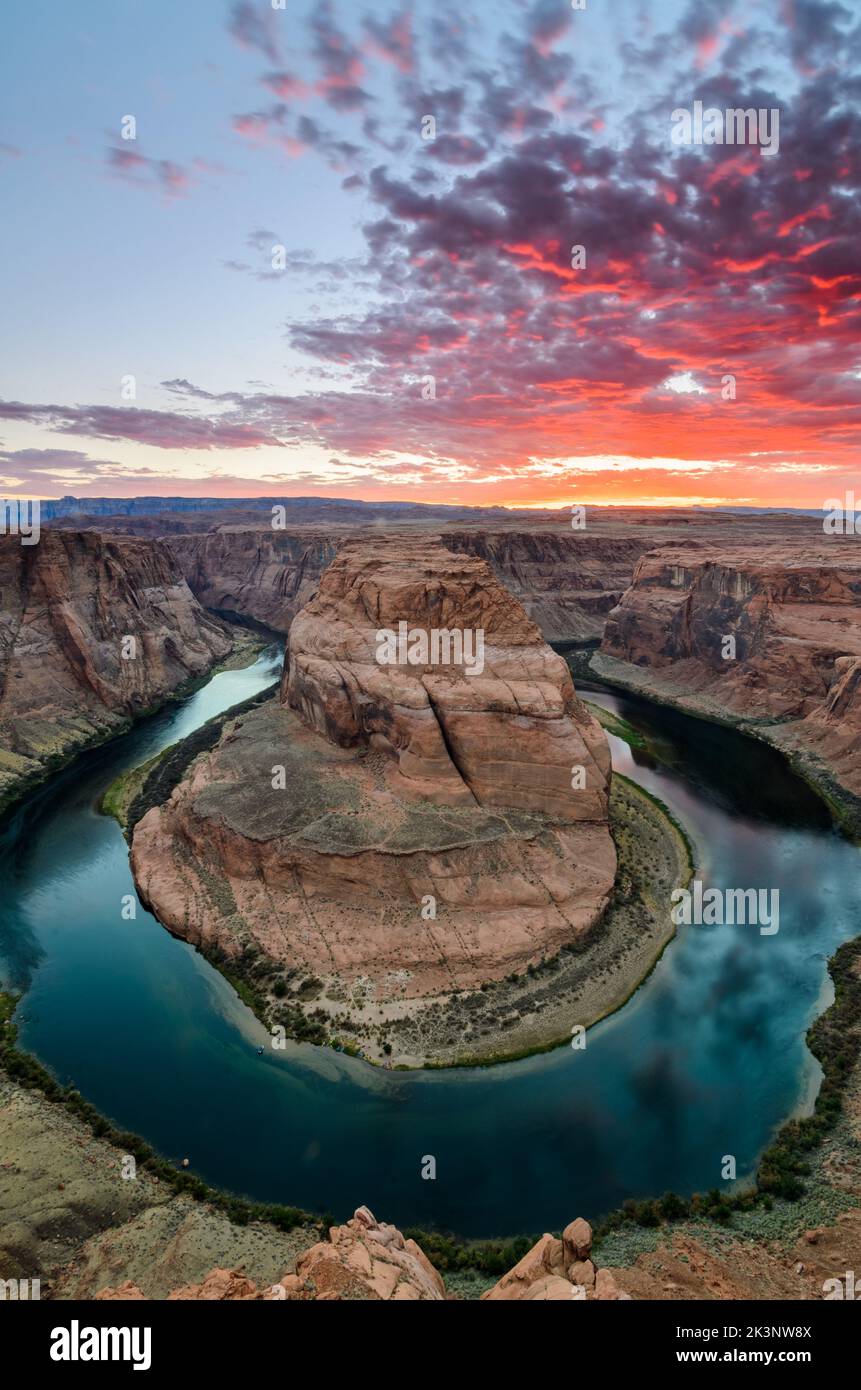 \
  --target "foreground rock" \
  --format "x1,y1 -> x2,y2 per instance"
482,1218 -> 629,1300
93,1204 -> 861,1303
130,537 -> 615,1057
597,541 -> 861,826
0,531 -> 232,811
95,1209 -> 620,1301
96,1208 -> 446,1301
